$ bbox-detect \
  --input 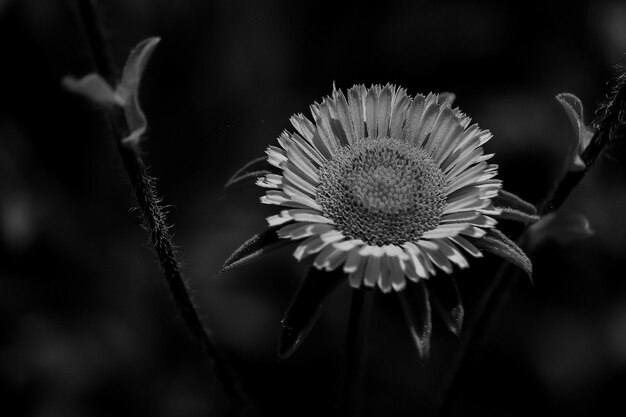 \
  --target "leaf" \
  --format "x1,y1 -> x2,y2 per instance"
492,189 -> 537,215
427,275 -> 464,336
495,207 -> 540,224
219,226 -> 294,274
278,266 -> 346,359
528,211 -> 594,247
223,156 -> 278,192
473,229 -> 532,279
62,73 -> 121,105
117,37 -> 161,145
398,281 -> 432,361
556,92 -> 594,172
